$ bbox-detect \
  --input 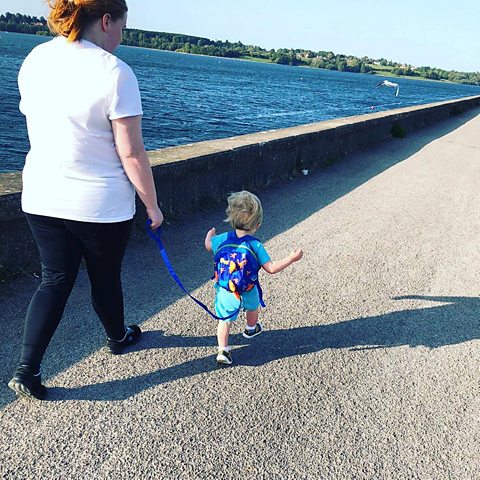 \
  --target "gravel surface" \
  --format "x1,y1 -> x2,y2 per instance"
1,110 -> 479,479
